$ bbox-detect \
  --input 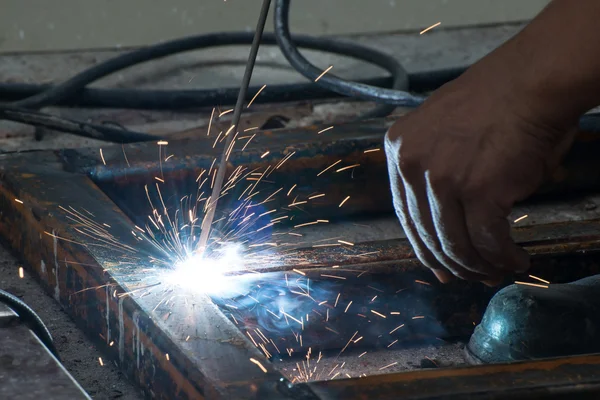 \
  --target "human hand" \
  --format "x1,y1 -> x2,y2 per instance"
385,71 -> 576,284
